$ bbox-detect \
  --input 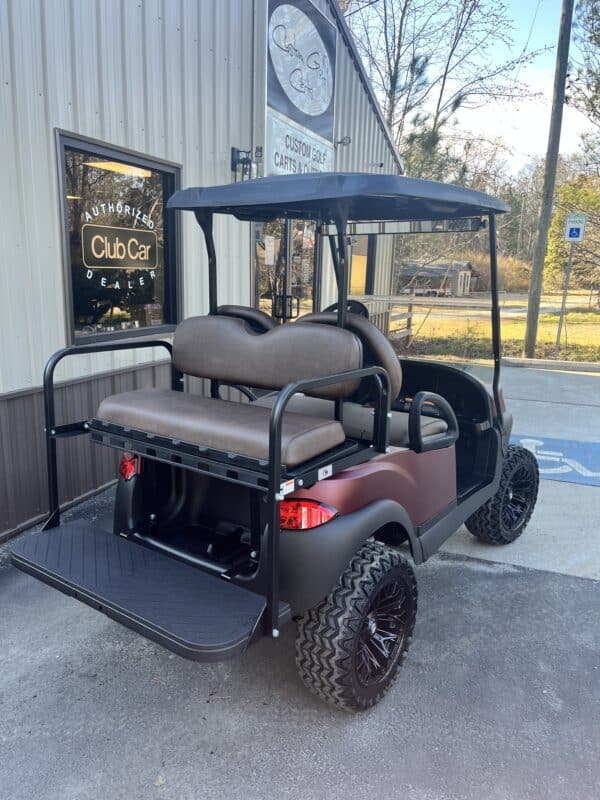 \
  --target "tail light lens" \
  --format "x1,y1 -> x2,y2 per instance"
279,500 -> 337,531
119,453 -> 141,481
